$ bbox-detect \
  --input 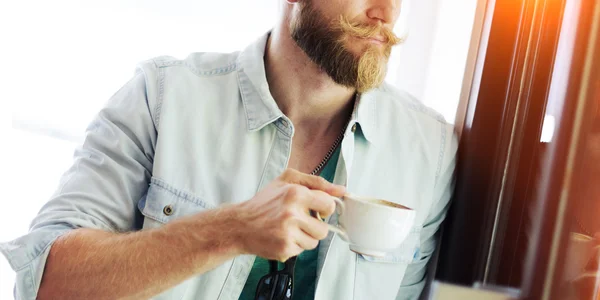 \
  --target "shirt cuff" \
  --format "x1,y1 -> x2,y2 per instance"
0,224 -> 73,300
